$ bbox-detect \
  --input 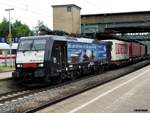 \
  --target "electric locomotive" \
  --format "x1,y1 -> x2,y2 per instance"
12,35 -> 111,83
